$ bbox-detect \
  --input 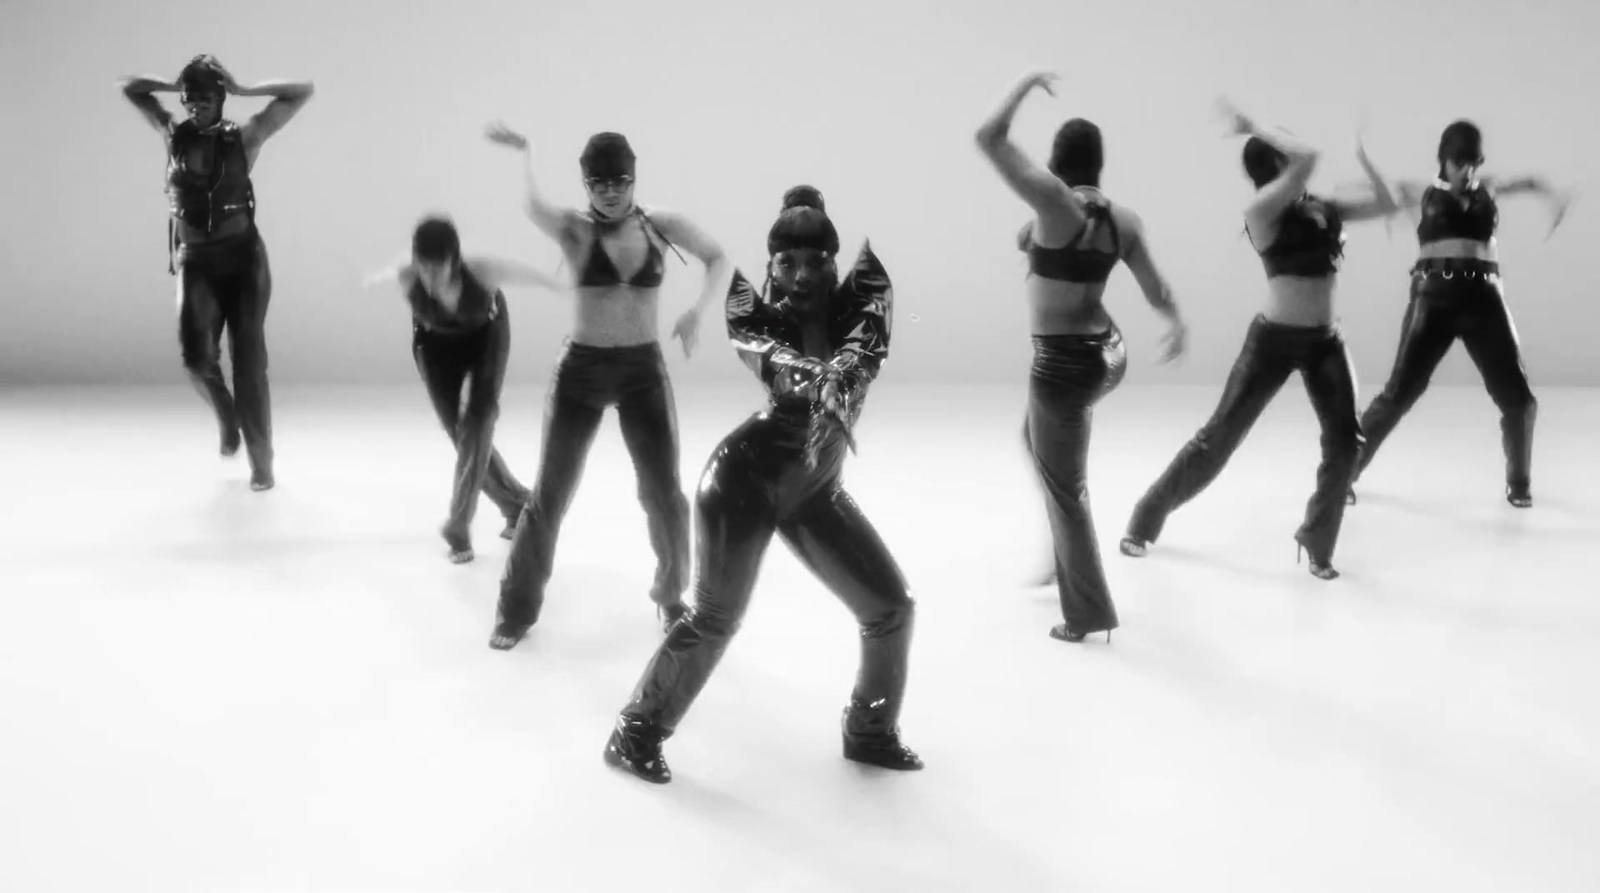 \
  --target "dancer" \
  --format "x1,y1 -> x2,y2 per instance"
362,216 -> 570,563
974,71 -> 1188,641
1349,120 -> 1573,508
482,124 -> 731,649
603,187 -> 920,785
1119,98 -> 1400,580
117,55 -> 314,491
